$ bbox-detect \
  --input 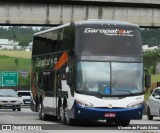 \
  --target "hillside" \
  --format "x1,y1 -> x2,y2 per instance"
0,51 -> 31,71
0,51 -> 31,59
